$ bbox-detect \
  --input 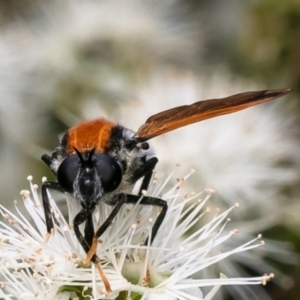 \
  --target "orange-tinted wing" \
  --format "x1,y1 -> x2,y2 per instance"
135,88 -> 291,141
